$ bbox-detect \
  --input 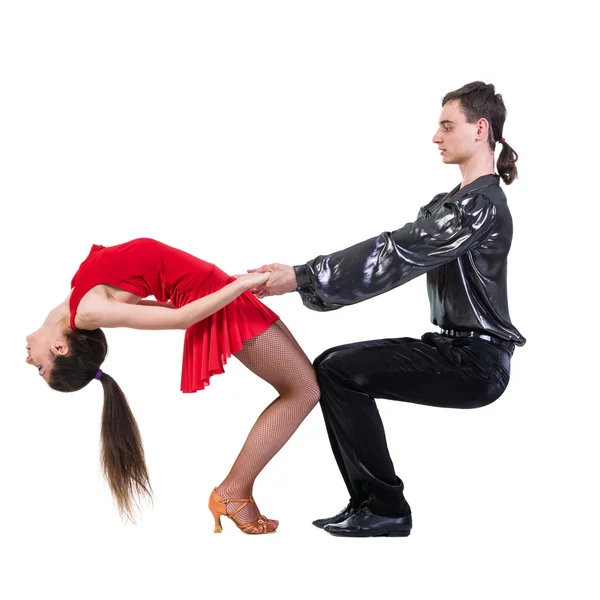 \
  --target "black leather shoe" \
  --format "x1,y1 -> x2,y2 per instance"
312,502 -> 356,529
323,505 -> 412,537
